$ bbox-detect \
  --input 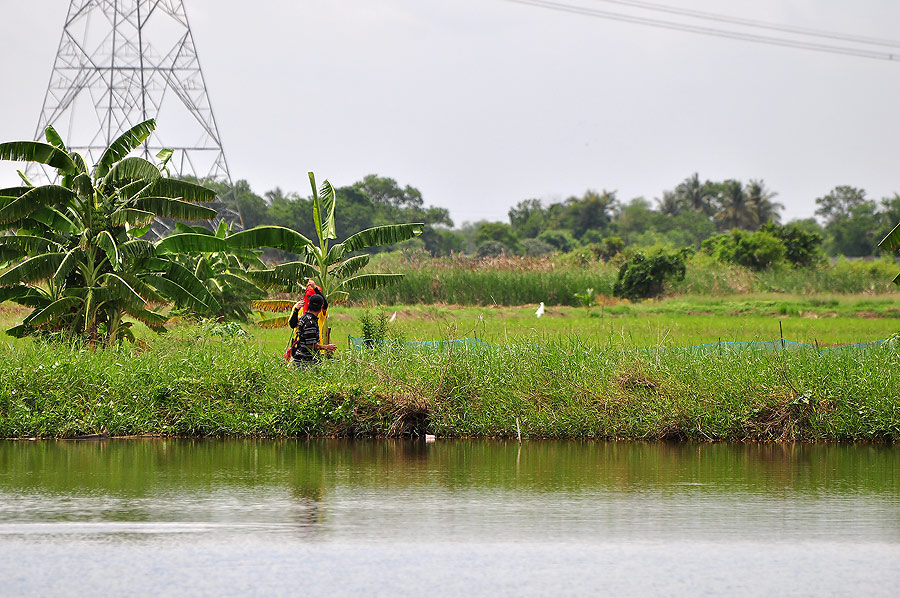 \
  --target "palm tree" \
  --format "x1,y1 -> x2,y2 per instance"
713,180 -> 757,231
0,120 -> 221,343
675,173 -> 716,216
745,179 -> 783,227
